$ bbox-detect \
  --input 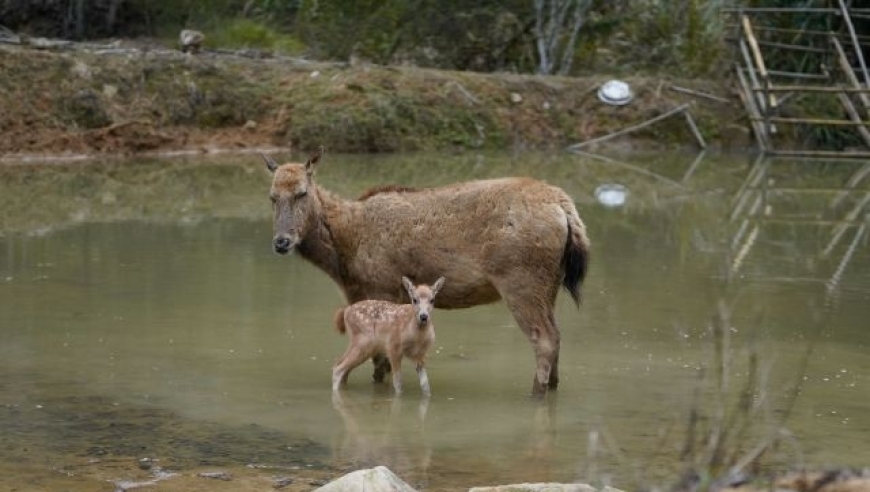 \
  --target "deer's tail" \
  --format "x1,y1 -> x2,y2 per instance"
560,197 -> 590,306
333,307 -> 348,335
